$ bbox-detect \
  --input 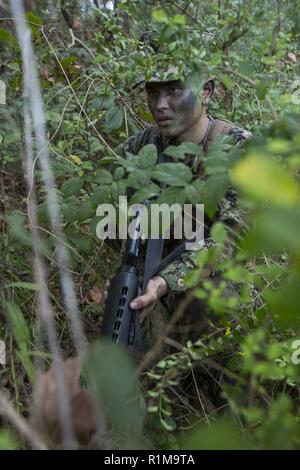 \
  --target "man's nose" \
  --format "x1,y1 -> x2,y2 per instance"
156,92 -> 169,111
